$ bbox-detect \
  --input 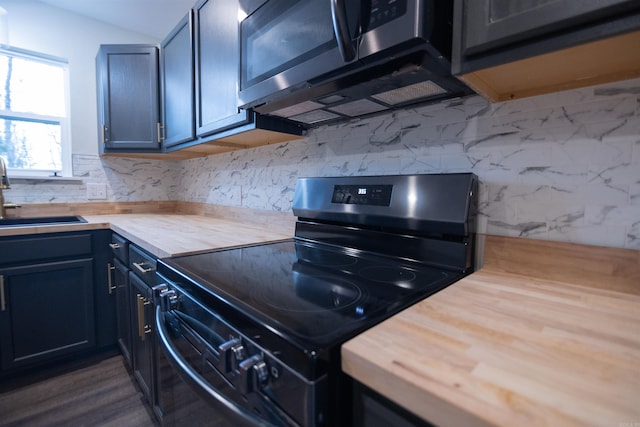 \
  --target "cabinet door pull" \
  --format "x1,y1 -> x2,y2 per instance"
0,275 -> 5,312
157,122 -> 164,142
109,243 -> 120,250
107,263 -> 117,294
133,262 -> 153,274
137,294 -> 145,340
137,294 -> 151,341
